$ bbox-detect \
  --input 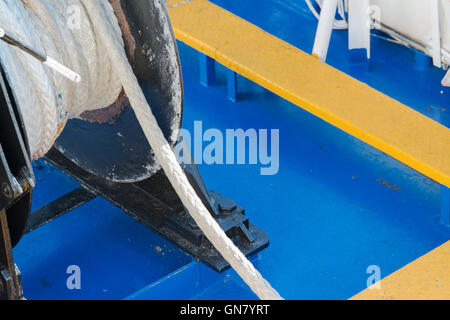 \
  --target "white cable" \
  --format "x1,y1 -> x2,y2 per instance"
80,0 -> 283,300
0,0 -> 56,159
305,0 -> 348,30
